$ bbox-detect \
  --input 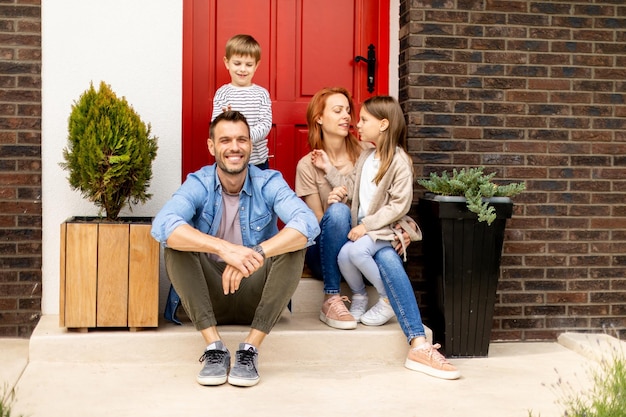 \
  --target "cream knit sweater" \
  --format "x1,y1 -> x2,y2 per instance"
325,147 -> 421,260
